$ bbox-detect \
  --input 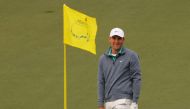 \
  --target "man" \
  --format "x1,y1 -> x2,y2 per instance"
98,28 -> 141,109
